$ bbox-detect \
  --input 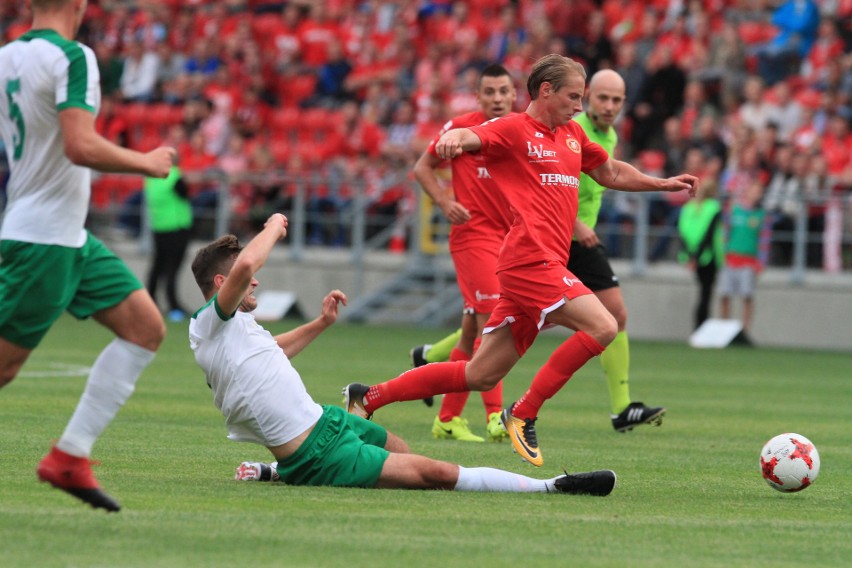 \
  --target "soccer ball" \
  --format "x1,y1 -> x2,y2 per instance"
759,433 -> 820,493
